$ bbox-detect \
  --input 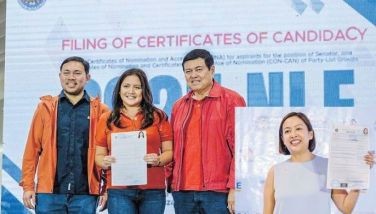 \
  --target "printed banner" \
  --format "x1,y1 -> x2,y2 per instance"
3,0 -> 375,213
